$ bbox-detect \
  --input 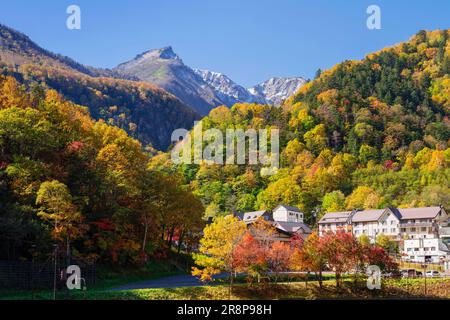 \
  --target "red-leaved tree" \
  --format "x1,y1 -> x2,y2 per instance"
267,241 -> 293,282
320,231 -> 360,287
233,232 -> 267,282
